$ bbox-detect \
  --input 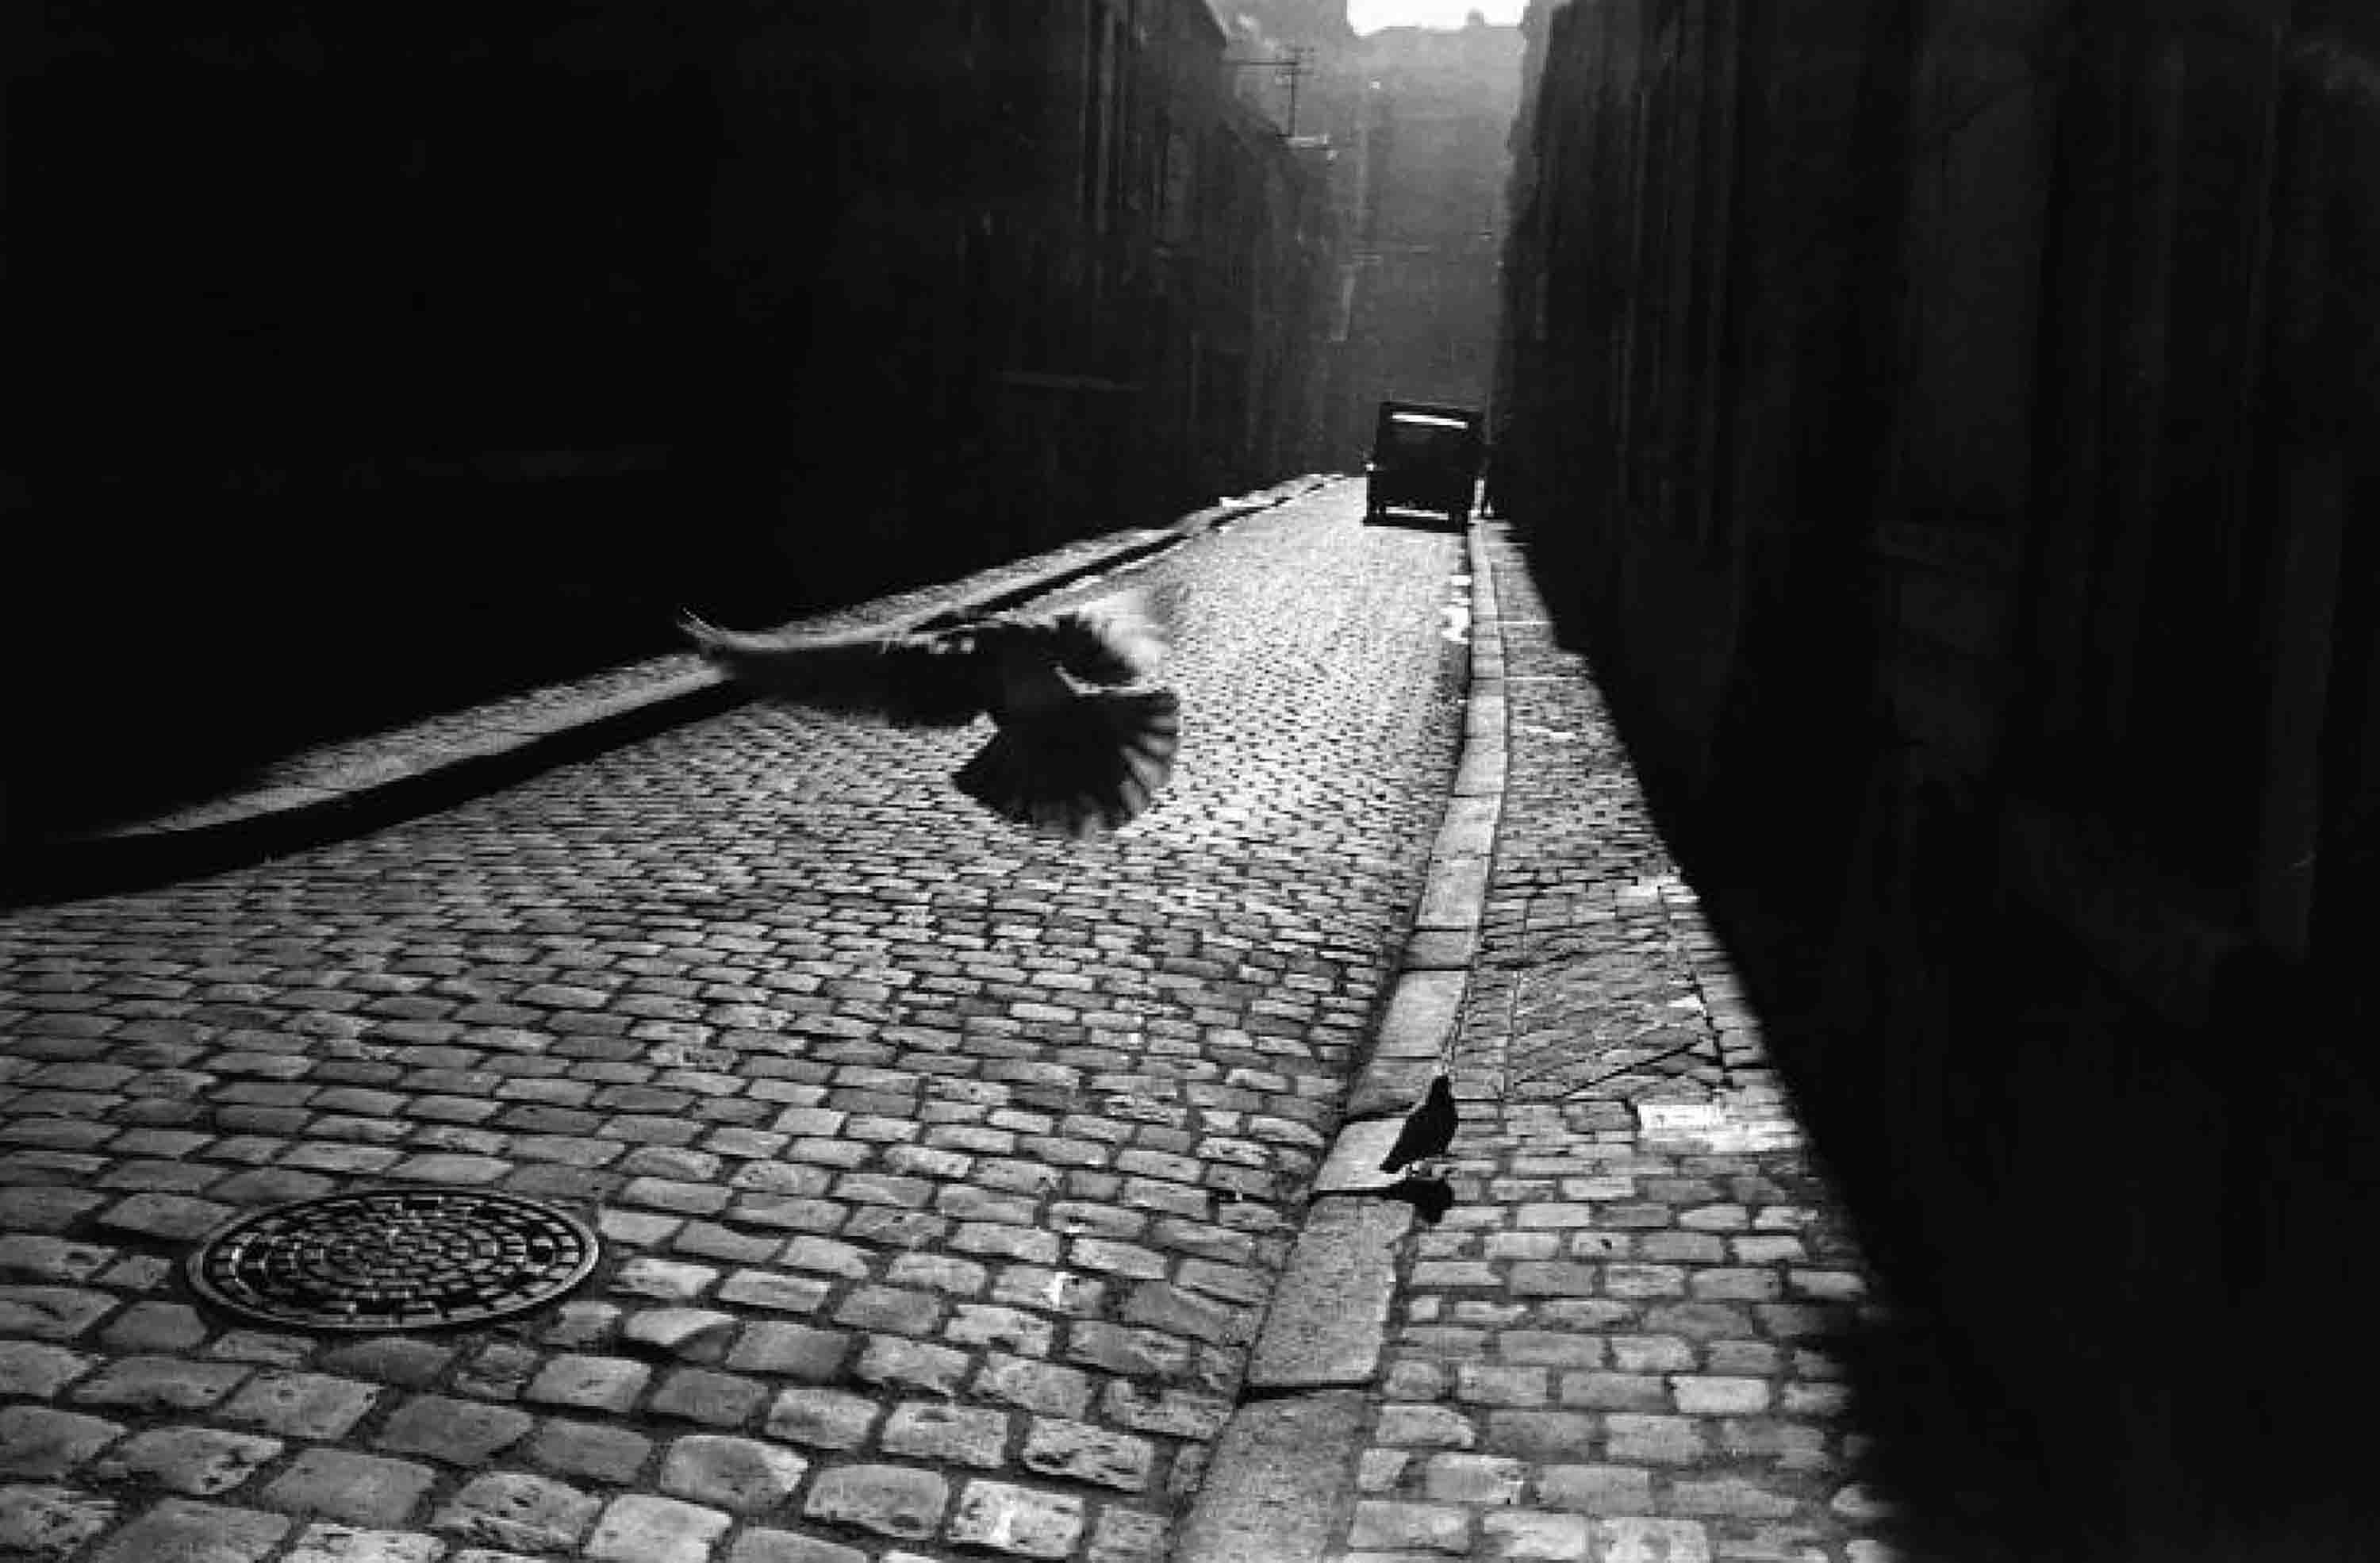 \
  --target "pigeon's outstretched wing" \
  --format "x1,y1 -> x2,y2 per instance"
681,589 -> 1184,838
679,615 -> 988,727
1379,1074 -> 1459,1173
